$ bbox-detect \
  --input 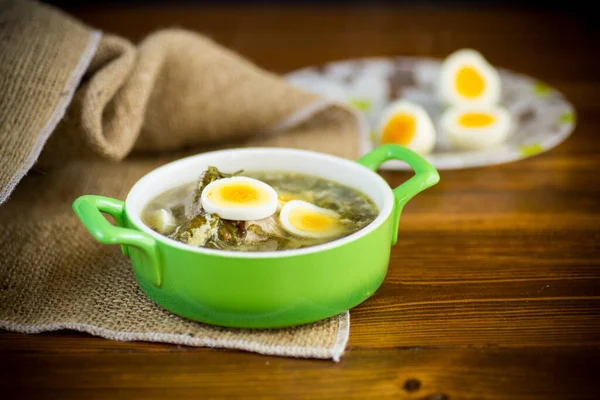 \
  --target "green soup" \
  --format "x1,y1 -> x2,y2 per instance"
142,168 -> 378,252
